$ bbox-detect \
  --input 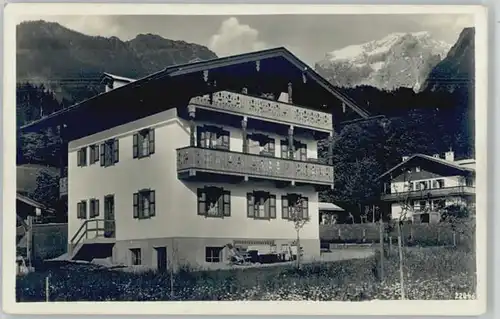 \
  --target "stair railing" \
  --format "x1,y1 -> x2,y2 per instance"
68,219 -> 115,256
